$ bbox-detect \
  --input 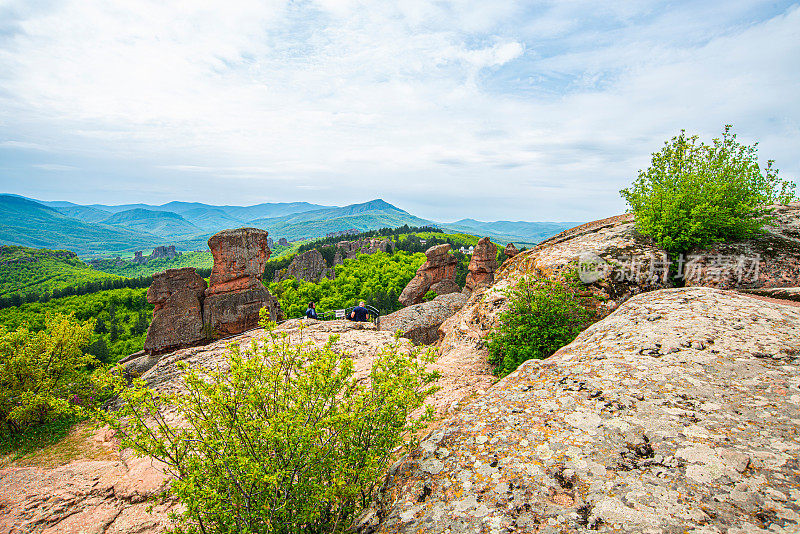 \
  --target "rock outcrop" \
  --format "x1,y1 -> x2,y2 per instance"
277,237 -> 289,246
503,242 -> 519,259
429,279 -> 461,297
399,244 -> 458,306
143,267 -> 207,355
465,237 -> 497,291
381,293 -> 468,345
337,237 -> 395,259
132,246 -> 180,265
204,228 -> 282,334
365,288 -> 800,533
273,248 -> 334,283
